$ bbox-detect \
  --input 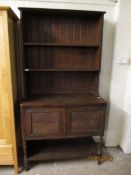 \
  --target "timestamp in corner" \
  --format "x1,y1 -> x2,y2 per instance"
87,155 -> 113,161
